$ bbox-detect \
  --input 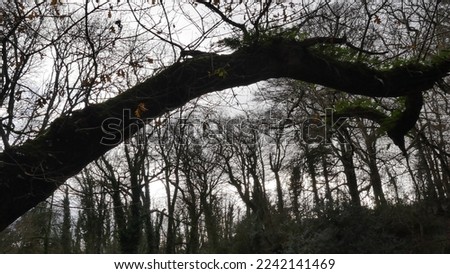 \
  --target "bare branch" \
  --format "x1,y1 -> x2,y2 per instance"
196,0 -> 249,39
